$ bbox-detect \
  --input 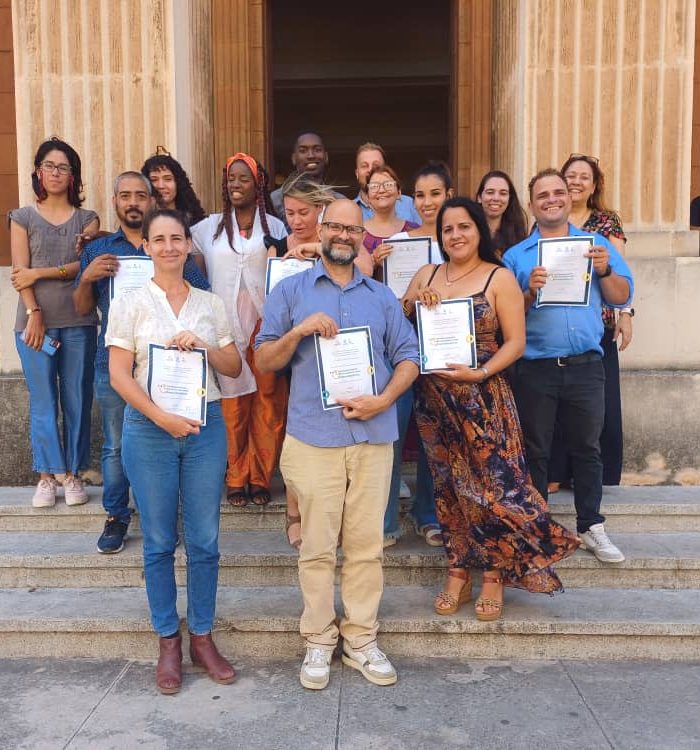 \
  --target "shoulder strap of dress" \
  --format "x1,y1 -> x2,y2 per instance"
426,264 -> 440,286
481,266 -> 500,294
